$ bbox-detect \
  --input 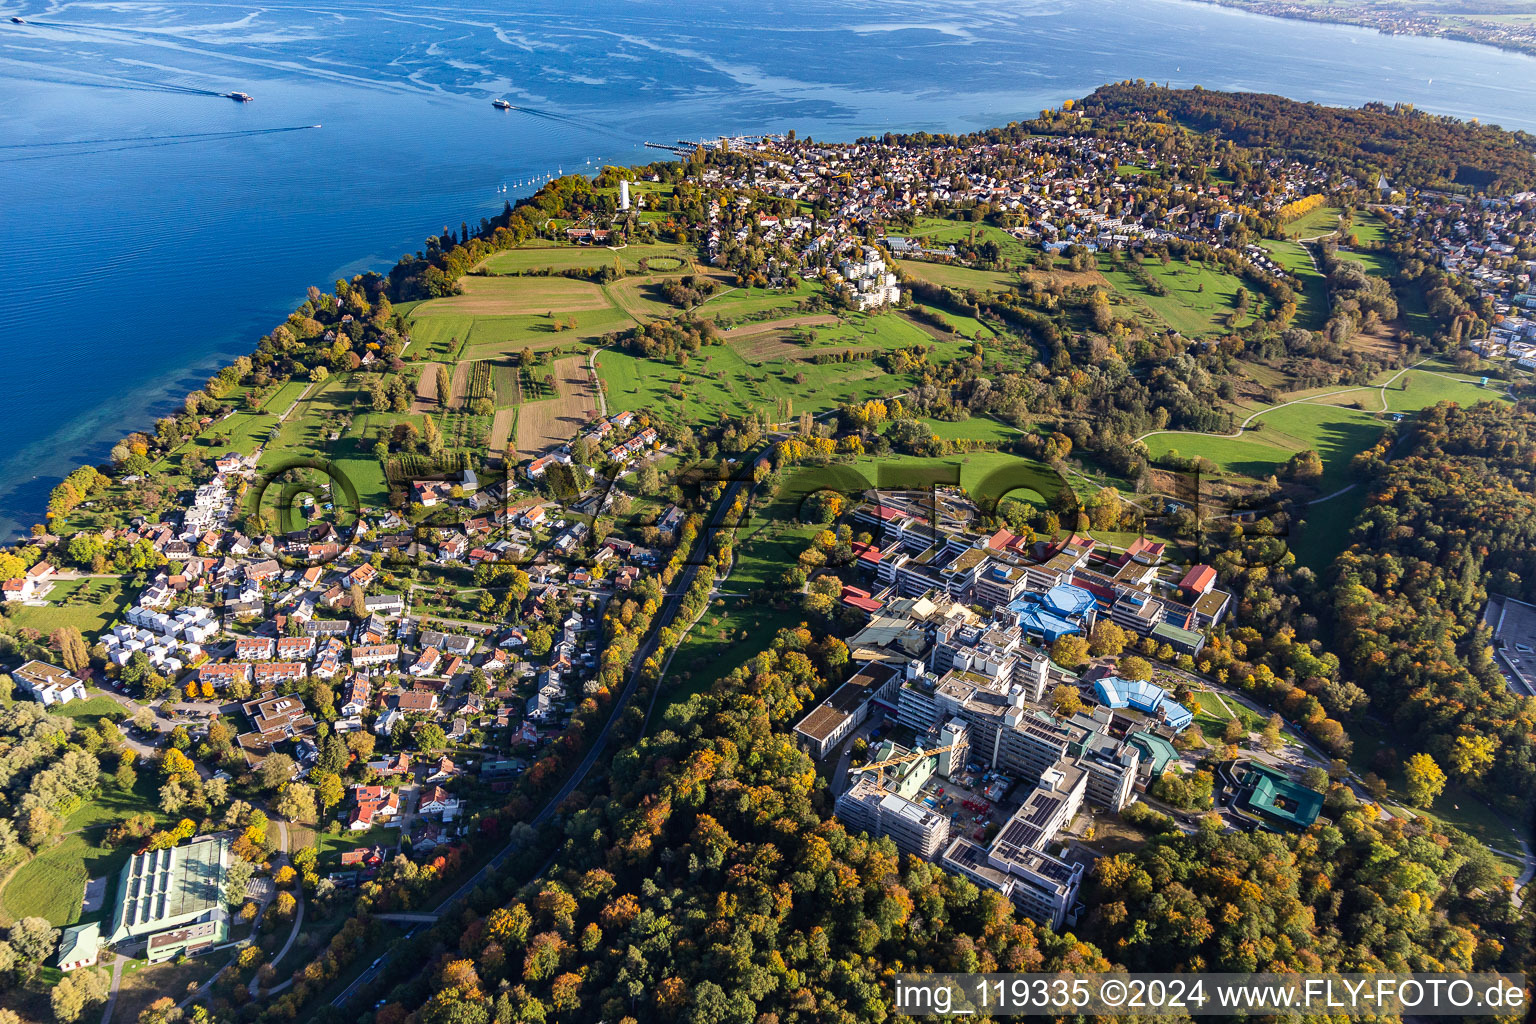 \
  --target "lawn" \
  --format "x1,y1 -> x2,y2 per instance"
256,372 -> 408,510
917,305 -> 996,340
1191,689 -> 1262,741
845,451 -> 1069,508
655,499 -> 821,721
0,765 -> 167,928
901,219 -> 1037,264
314,825 -> 398,867
1,833 -> 92,926
63,770 -> 169,833
1288,482 -> 1371,573
1385,369 -> 1506,414
10,578 -> 132,636
1335,248 -> 1396,279
252,378 -> 311,416
1146,402 -> 1383,496
1143,432 -> 1294,480
1346,212 -> 1391,246
49,694 -> 126,730
693,279 -> 820,323
1148,370 -> 1512,570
